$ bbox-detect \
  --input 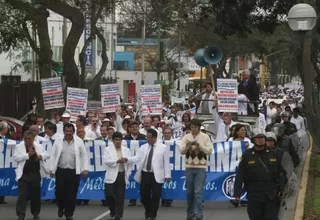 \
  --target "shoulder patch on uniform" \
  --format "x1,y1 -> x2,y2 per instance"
248,160 -> 255,164
270,158 -> 277,162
